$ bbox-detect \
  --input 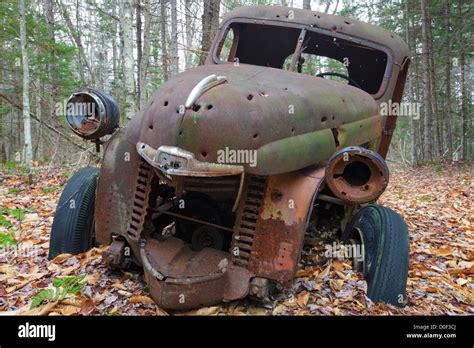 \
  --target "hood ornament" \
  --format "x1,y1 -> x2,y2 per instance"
185,74 -> 227,108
